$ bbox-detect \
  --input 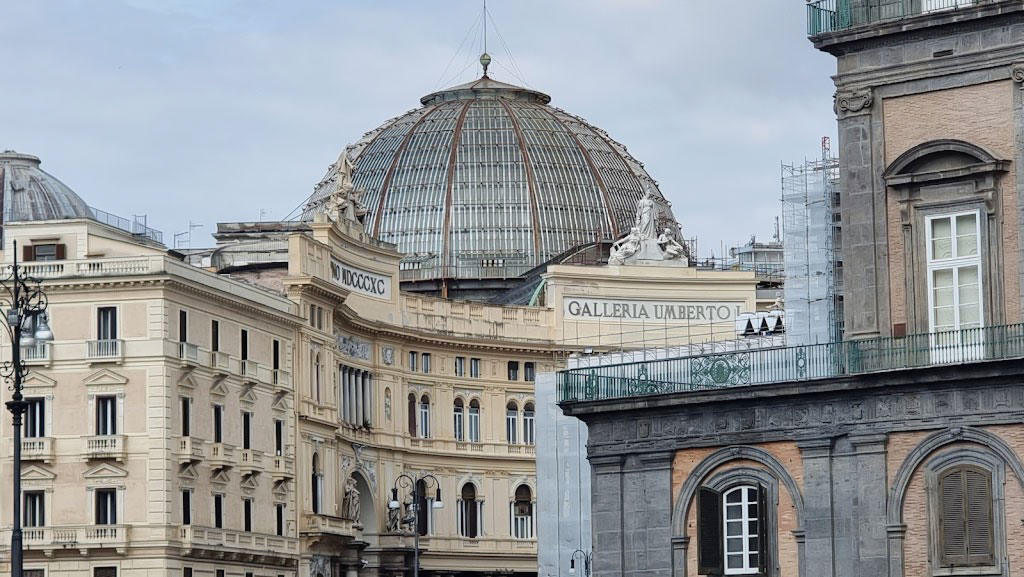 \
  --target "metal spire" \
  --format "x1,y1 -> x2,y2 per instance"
480,0 -> 491,77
